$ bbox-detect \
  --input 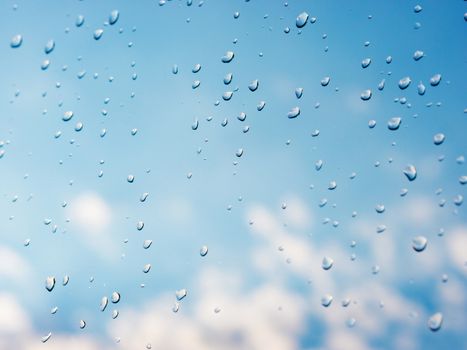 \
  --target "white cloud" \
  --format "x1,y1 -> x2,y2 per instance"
0,246 -> 31,282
